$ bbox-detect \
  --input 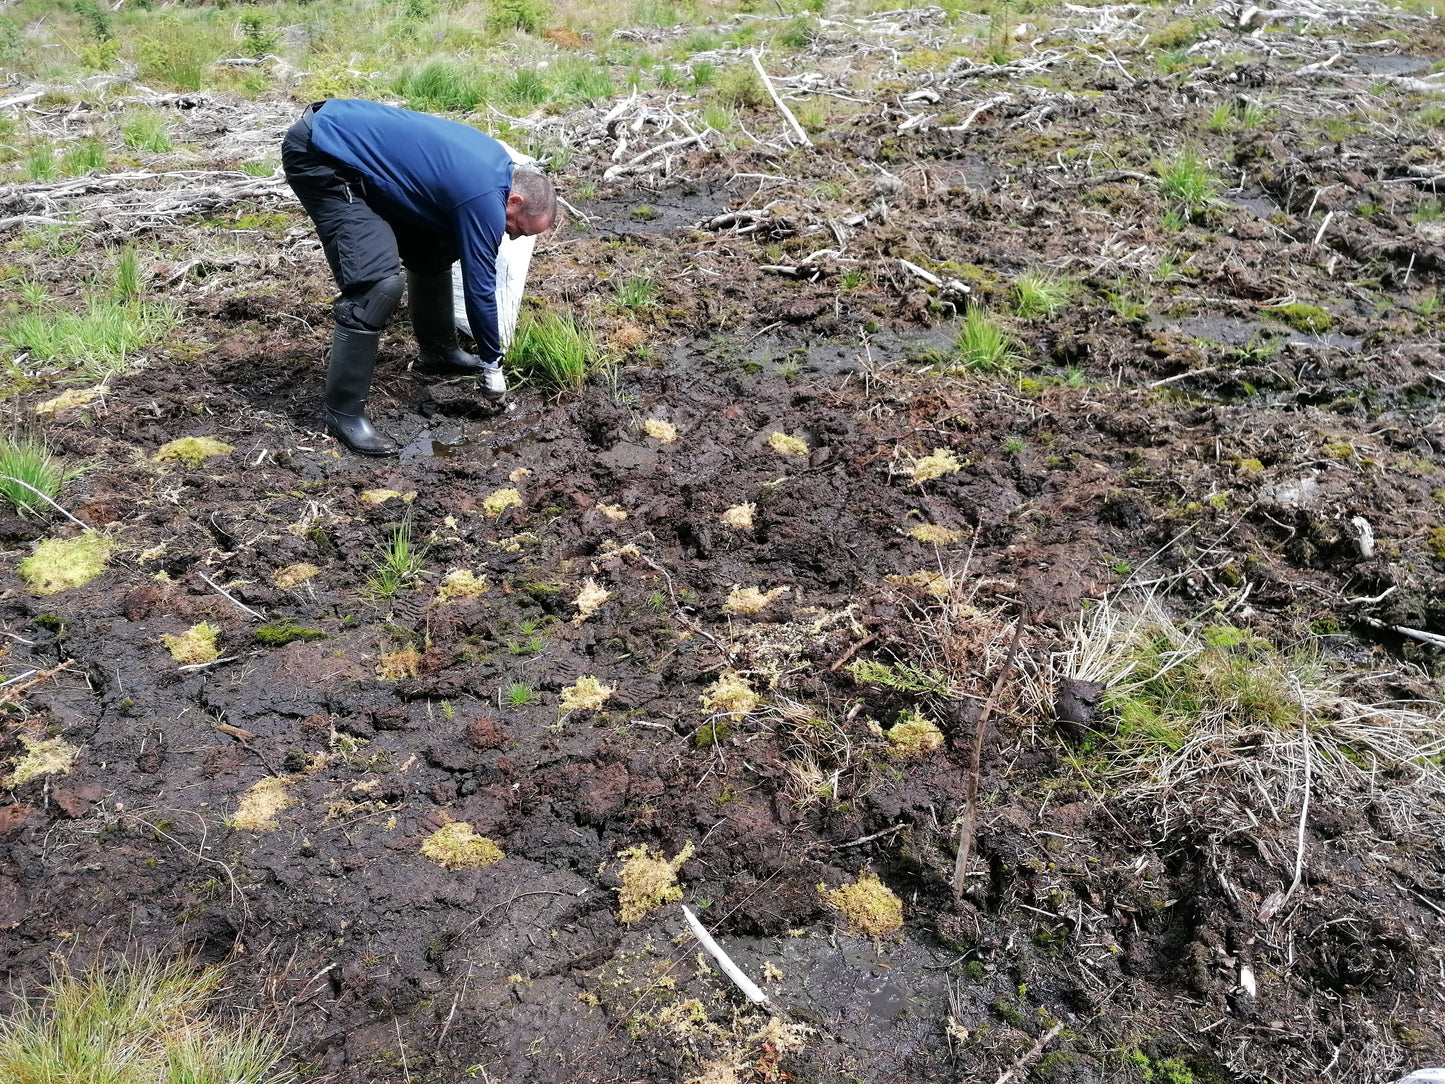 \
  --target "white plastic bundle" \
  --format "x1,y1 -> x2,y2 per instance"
451,138 -> 537,351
